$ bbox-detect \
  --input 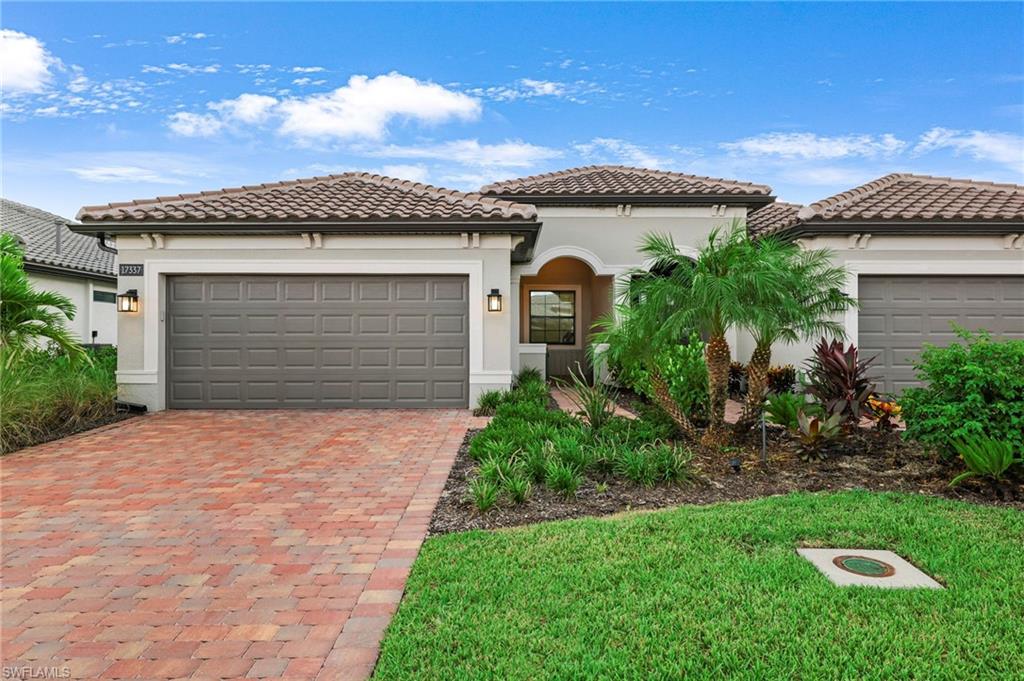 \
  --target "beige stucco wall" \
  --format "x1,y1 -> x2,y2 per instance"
511,204 -> 749,371
29,272 -> 117,346
735,233 -> 1024,370
114,232 -> 514,410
